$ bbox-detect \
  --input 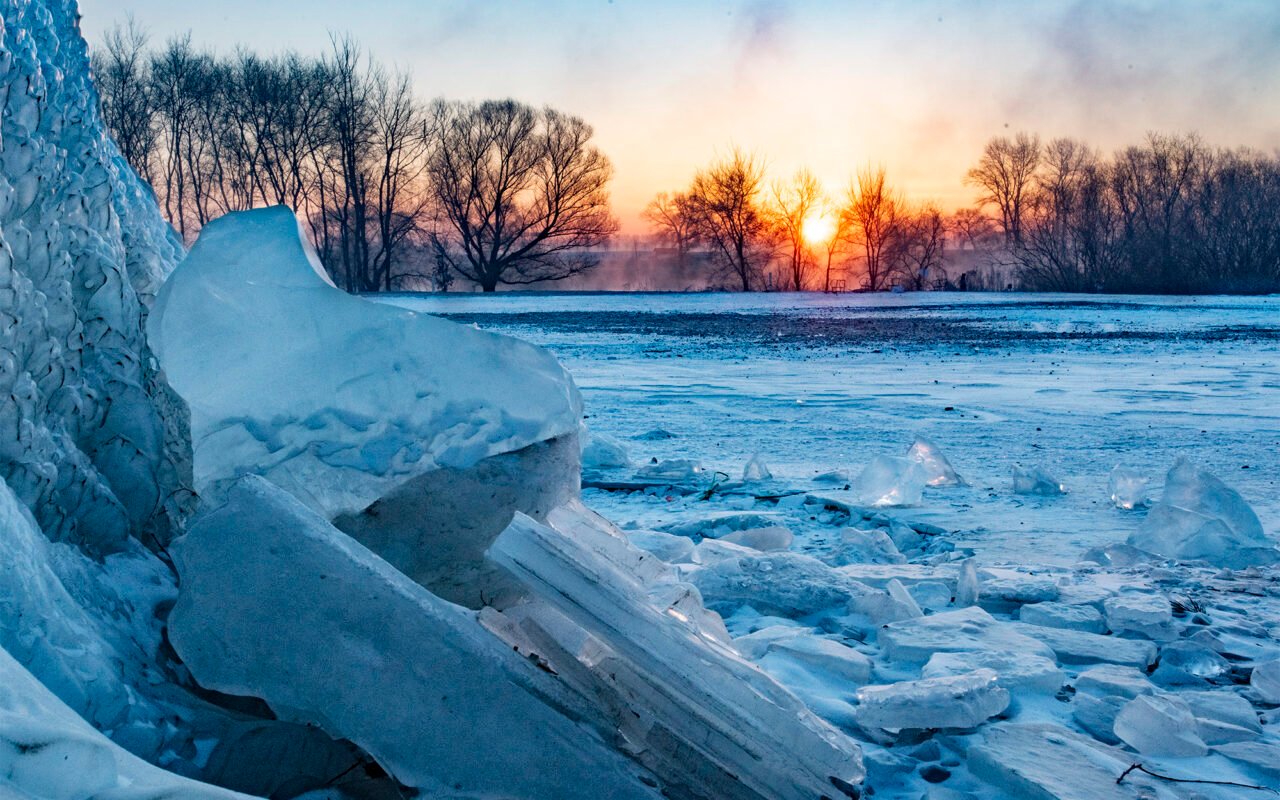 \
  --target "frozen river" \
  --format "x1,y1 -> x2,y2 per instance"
386,292 -> 1280,566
